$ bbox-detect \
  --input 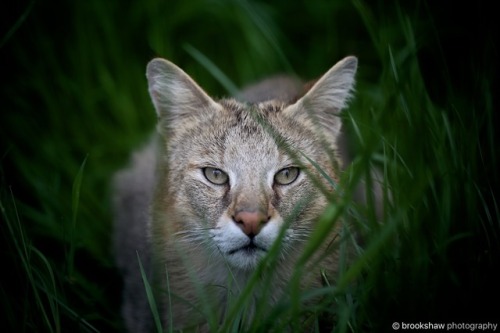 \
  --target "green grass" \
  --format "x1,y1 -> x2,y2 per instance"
1,0 -> 498,332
